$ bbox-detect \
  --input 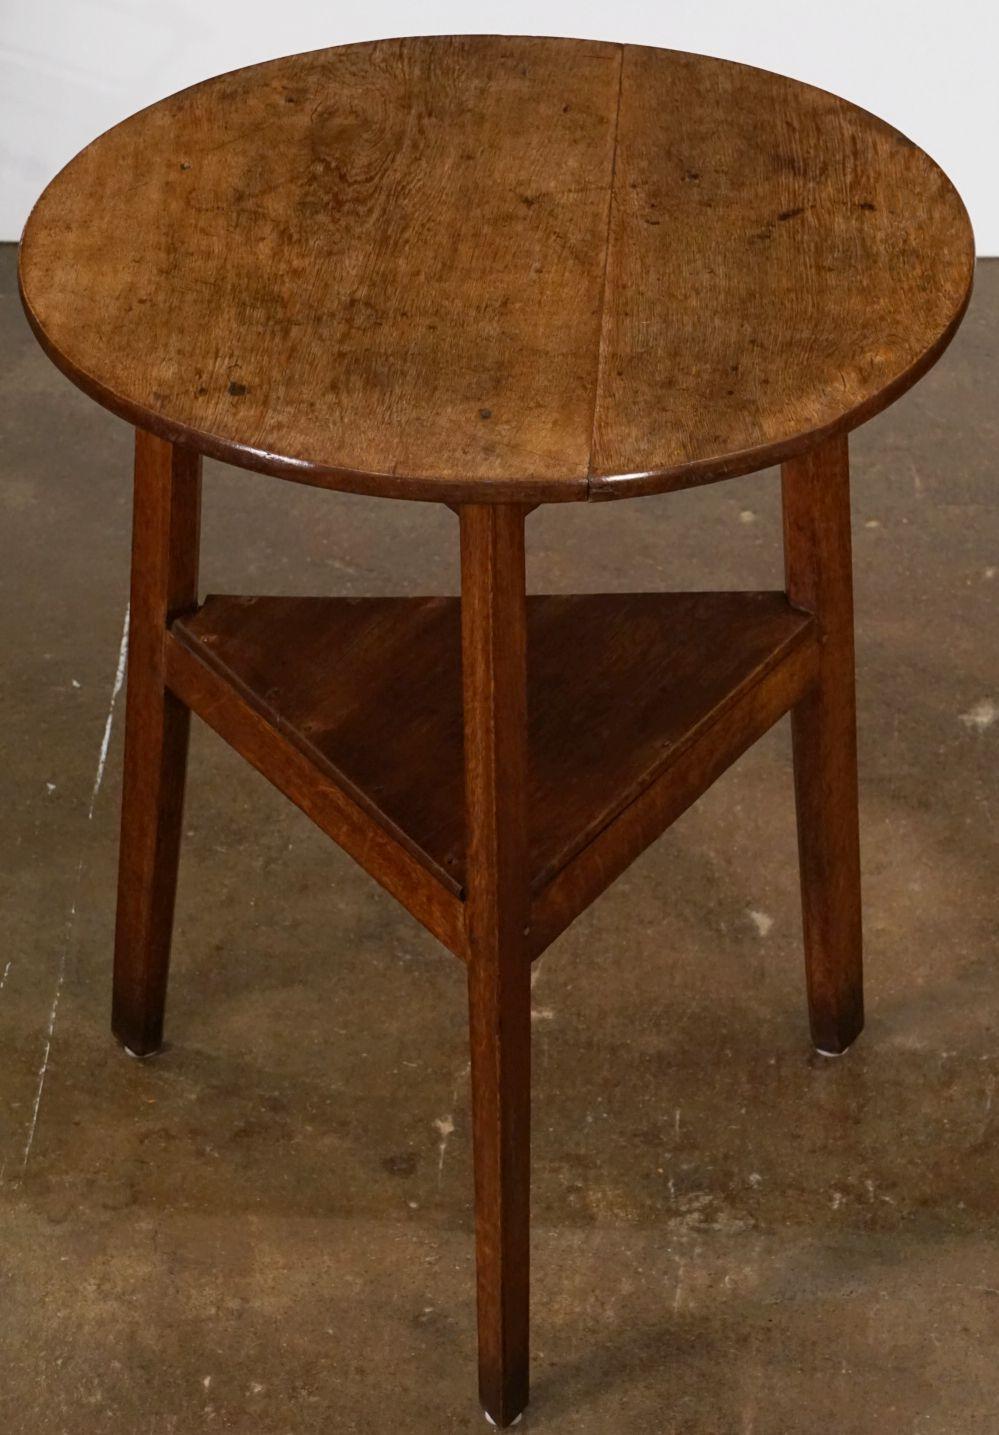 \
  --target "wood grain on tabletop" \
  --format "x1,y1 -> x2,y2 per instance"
18,36 -> 974,504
